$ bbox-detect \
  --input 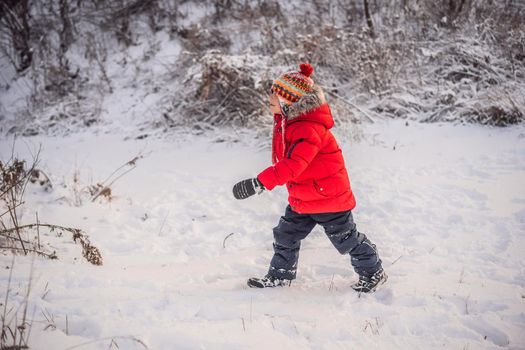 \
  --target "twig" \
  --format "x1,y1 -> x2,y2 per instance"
0,233 -> 31,245
91,153 -> 145,202
0,256 -> 34,349
250,297 -> 253,324
9,135 -> 16,163
223,233 -> 234,248
35,212 -> 40,250
0,223 -> 74,235
0,246 -> 57,260
325,90 -> 377,123
41,283 -> 50,300
89,185 -> 111,203
390,255 -> 403,266
0,201 -> 24,219
92,168 -> 132,202
2,256 -> 15,343
158,211 -> 169,236
63,336 -> 148,350
105,164 -> 137,189
18,258 -> 34,349
8,190 -> 26,254
100,155 -> 142,185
